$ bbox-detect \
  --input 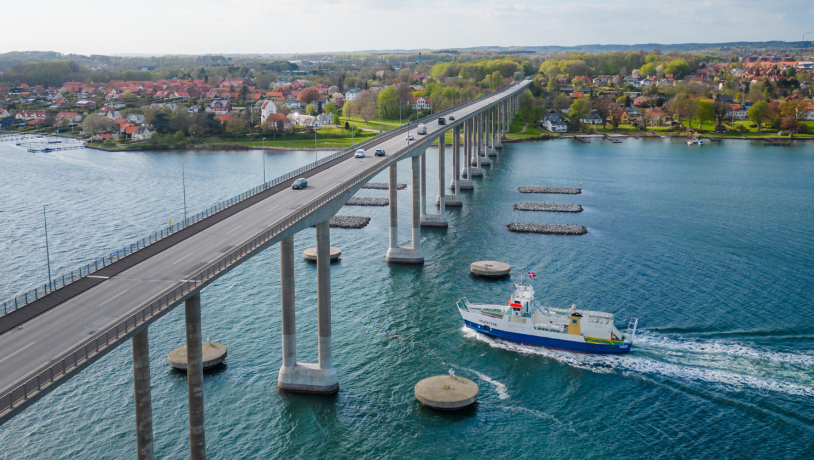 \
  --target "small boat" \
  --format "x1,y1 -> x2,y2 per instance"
458,283 -> 637,354
687,137 -> 698,145
697,139 -> 705,145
